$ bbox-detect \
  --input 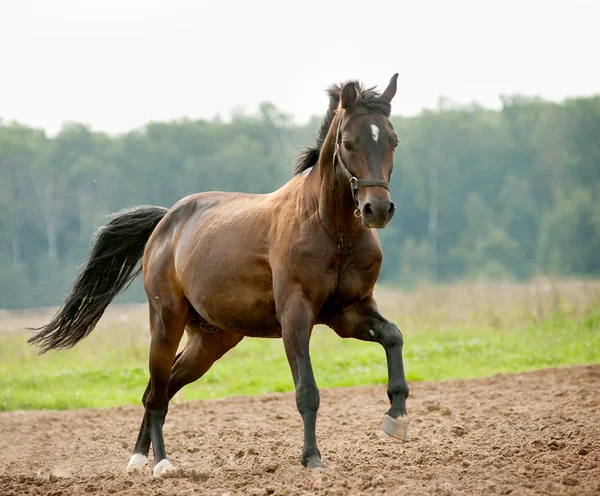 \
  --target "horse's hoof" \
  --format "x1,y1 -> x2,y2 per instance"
127,453 -> 148,473
307,459 -> 326,472
382,413 -> 410,441
153,459 -> 174,477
